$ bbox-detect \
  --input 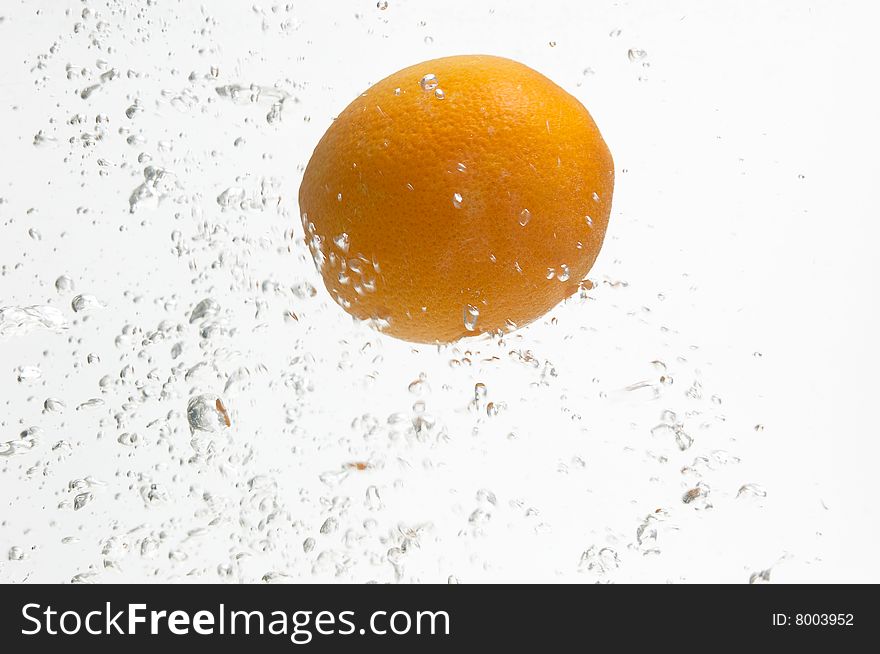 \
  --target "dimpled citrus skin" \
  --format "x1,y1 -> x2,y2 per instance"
299,54 -> 614,343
